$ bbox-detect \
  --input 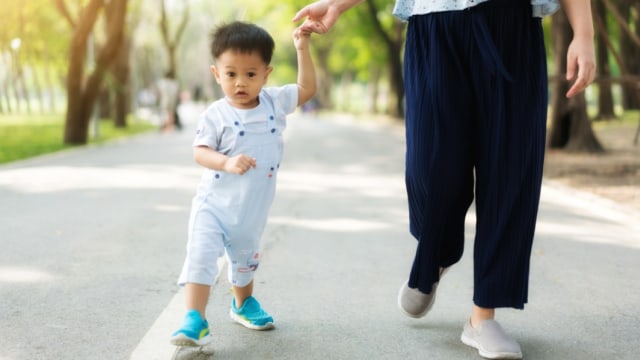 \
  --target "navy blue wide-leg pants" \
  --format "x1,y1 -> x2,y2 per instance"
403,0 -> 548,309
